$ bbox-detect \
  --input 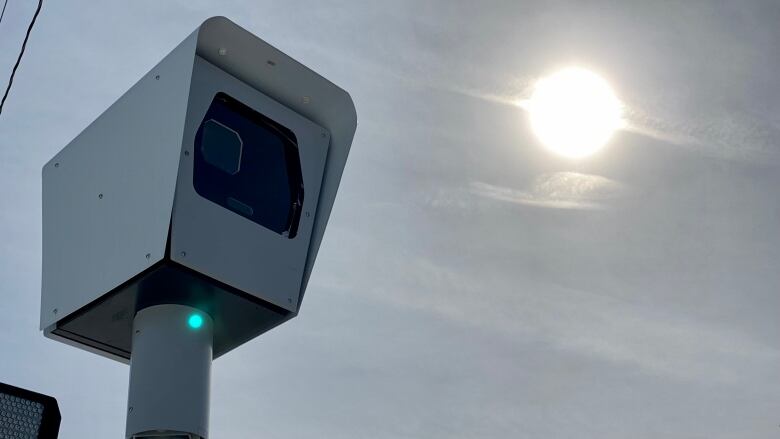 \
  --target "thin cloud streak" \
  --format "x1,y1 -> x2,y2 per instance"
470,172 -> 626,211
317,251 -> 780,387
